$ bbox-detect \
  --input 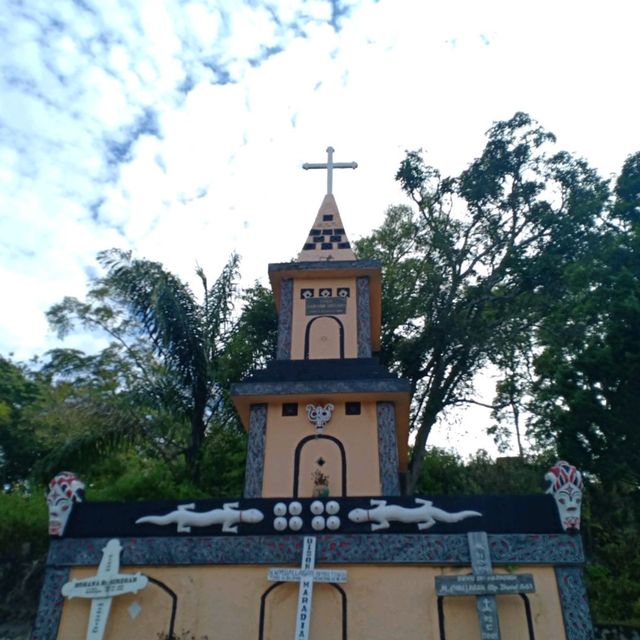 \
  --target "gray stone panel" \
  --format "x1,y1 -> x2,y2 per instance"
276,278 -> 293,360
31,567 -> 69,640
556,566 -> 595,640
47,533 -> 584,567
232,378 -> 410,397
269,260 -> 381,274
376,402 -> 401,495
356,276 -> 372,357
243,404 -> 267,498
